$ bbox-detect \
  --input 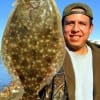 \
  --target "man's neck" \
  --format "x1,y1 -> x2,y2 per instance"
67,45 -> 88,55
